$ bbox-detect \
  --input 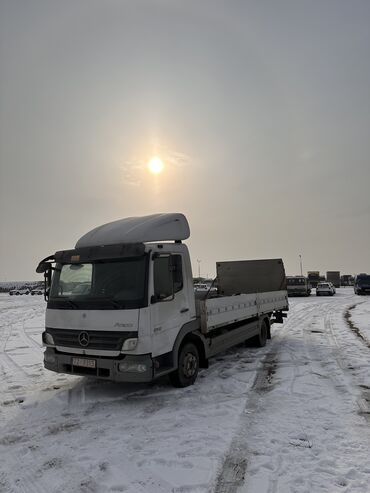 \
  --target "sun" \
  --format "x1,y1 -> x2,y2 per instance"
147,156 -> 164,175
